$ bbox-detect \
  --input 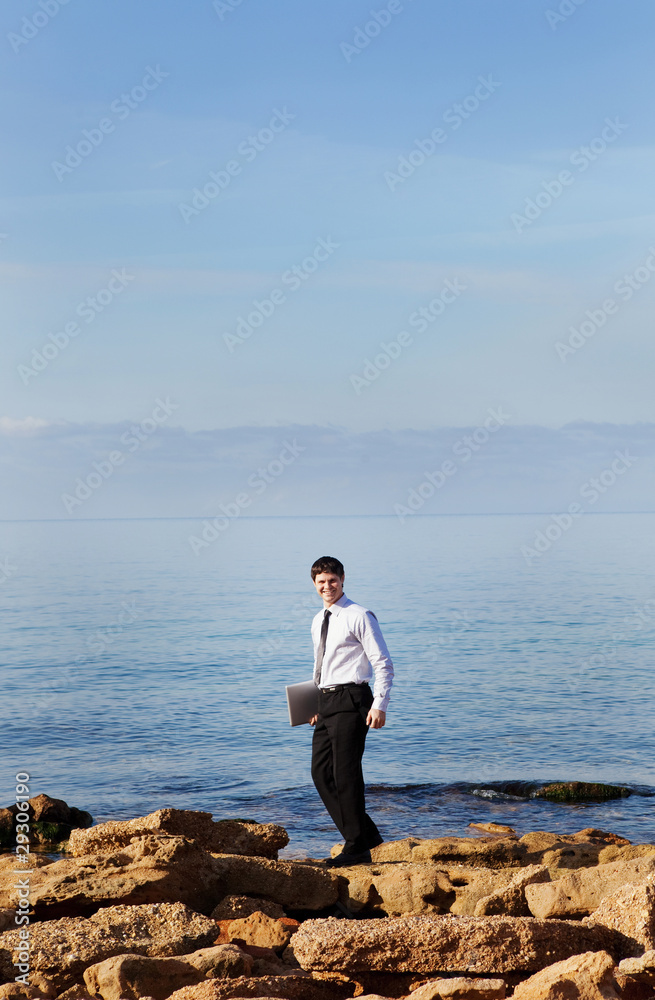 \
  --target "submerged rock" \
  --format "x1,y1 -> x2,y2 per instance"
0,794 -> 92,848
534,782 -> 632,803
